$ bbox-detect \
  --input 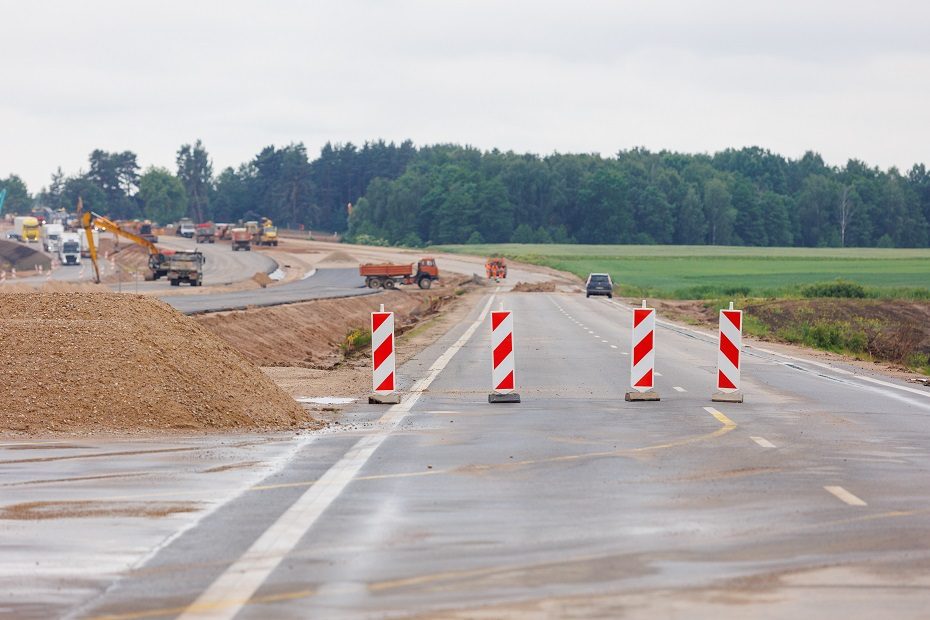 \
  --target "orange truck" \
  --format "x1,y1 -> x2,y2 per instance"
359,257 -> 439,289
